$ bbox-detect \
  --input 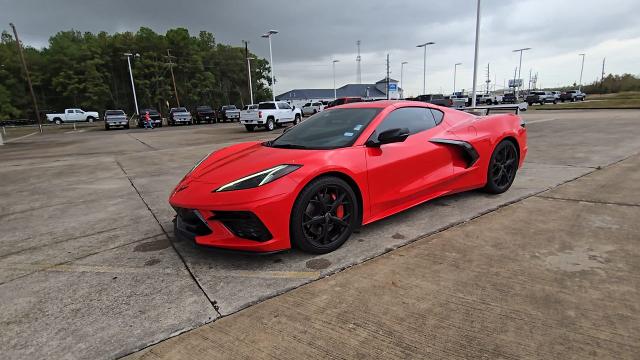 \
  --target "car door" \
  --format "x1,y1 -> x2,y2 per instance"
64,109 -> 75,121
278,102 -> 293,122
75,109 -> 86,122
365,107 -> 454,217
